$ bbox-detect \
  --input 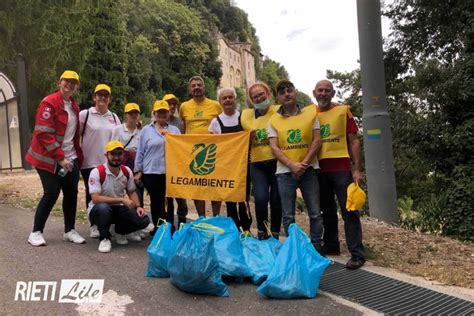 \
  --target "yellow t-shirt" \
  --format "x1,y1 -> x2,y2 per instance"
241,105 -> 279,162
179,97 -> 222,134
270,105 -> 318,168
